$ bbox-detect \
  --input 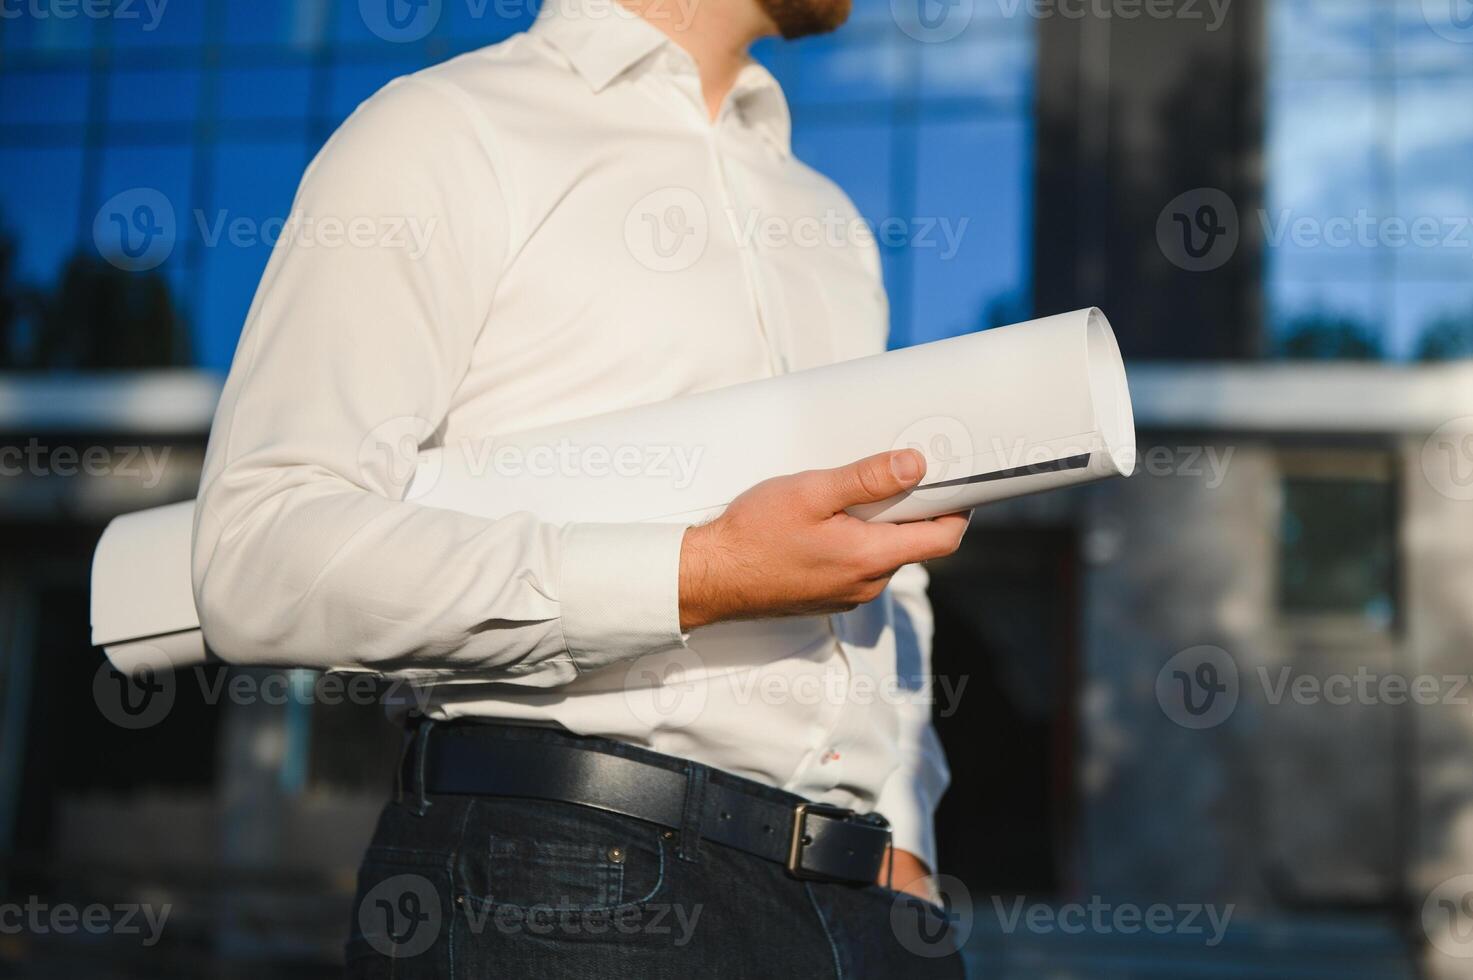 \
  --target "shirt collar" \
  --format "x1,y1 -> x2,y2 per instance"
533,0 -> 792,157
728,60 -> 792,157
533,0 -> 670,93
